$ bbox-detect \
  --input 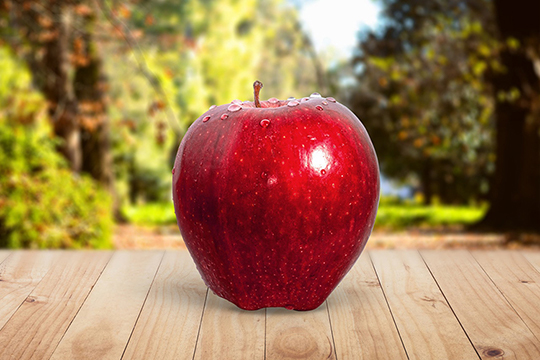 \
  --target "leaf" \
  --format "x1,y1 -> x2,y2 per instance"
473,60 -> 487,76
